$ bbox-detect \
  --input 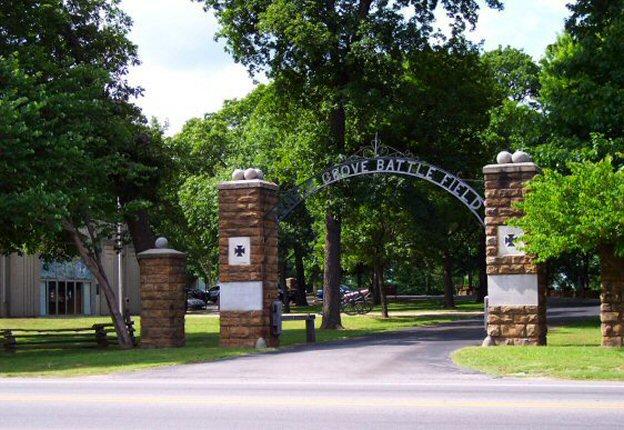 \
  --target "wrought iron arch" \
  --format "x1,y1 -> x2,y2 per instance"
270,145 -> 485,227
